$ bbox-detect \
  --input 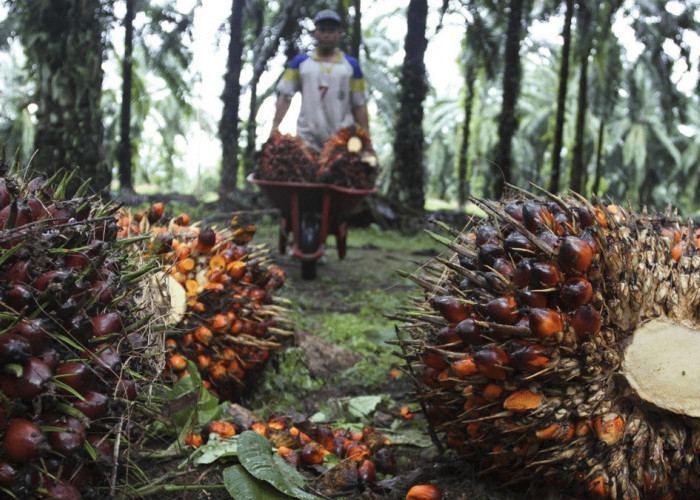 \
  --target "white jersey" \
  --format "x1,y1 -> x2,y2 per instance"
277,49 -> 367,152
